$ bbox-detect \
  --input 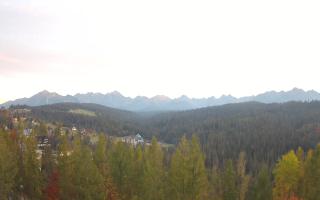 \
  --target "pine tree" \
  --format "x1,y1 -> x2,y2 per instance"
303,145 -> 320,200
222,160 -> 238,200
169,135 -> 208,200
295,147 -> 305,198
131,145 -> 144,199
250,165 -> 272,200
0,135 -> 18,199
109,141 -> 134,200
73,144 -> 105,200
41,145 -> 56,182
273,150 -> 300,200
189,135 -> 208,200
94,135 -> 119,200
237,152 -> 250,200
209,166 -> 223,200
21,135 -> 43,199
143,137 -> 165,200
57,135 -> 75,200
7,129 -> 24,199
169,136 -> 192,200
